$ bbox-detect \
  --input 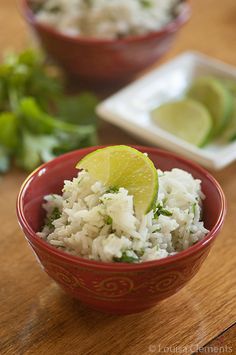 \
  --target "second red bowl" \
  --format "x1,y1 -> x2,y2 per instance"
20,0 -> 191,85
